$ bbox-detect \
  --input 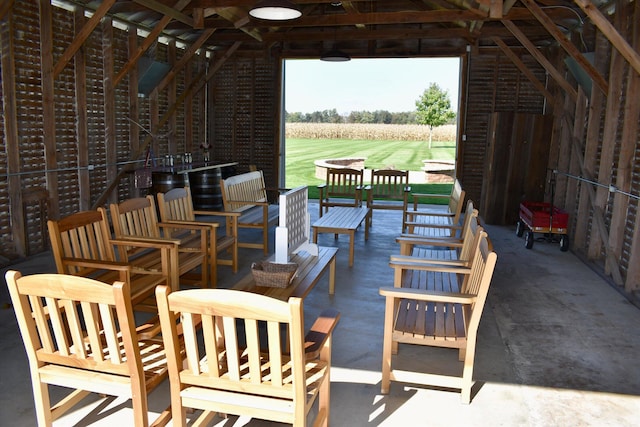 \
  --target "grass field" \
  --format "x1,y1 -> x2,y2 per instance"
284,124 -> 457,202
